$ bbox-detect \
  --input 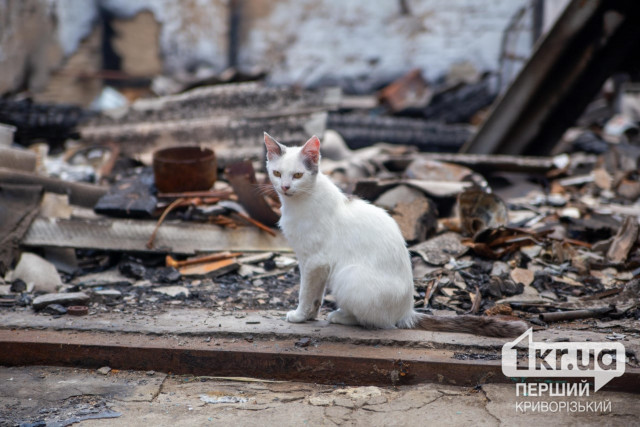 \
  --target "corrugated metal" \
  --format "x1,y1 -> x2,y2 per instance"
22,218 -> 291,254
